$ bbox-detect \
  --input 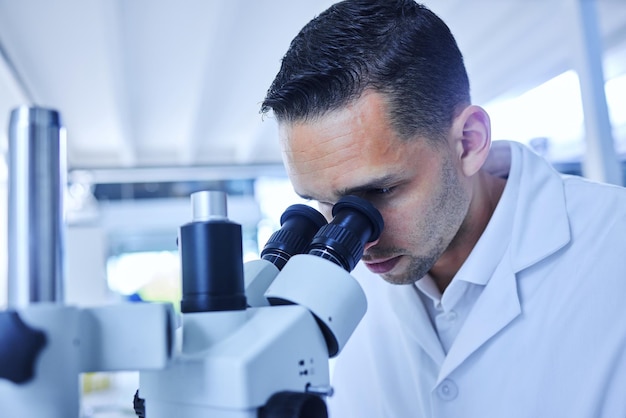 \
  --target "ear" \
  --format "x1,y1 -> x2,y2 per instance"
451,105 -> 491,177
